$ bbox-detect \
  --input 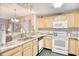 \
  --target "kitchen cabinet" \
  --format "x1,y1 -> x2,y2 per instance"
37,18 -> 46,28
54,13 -> 76,28
37,11 -> 79,28
23,41 -> 32,56
67,13 -> 76,28
32,39 -> 38,56
44,36 -> 52,49
67,12 -> 79,28
54,12 -> 79,28
0,39 -> 38,56
45,17 -> 53,28
68,38 -> 77,55
74,12 -> 79,27
77,40 -> 79,56
23,39 -> 38,56
0,46 -> 22,56
54,14 -> 67,21
37,16 -> 54,28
